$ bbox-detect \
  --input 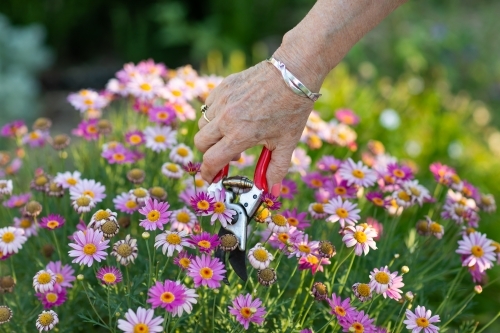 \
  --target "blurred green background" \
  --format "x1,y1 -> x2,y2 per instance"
1,0 -> 499,330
